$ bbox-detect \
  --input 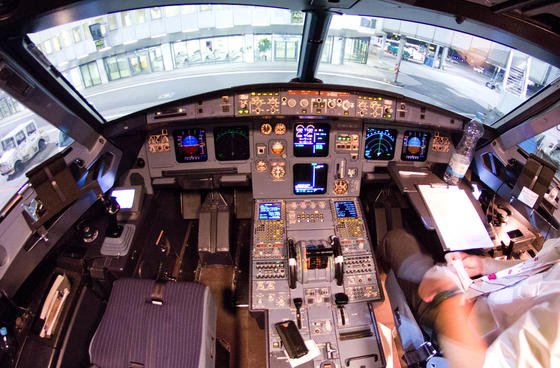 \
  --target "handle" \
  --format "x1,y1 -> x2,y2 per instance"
331,236 -> 344,286
288,238 -> 297,289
